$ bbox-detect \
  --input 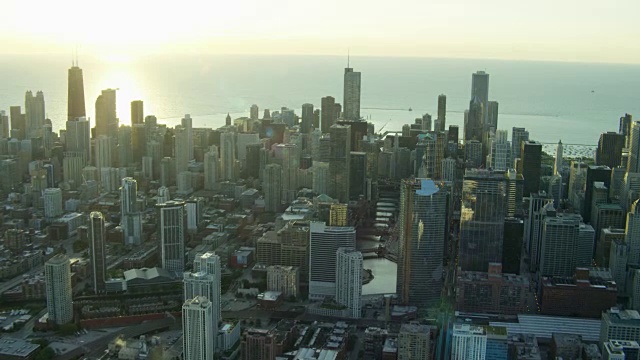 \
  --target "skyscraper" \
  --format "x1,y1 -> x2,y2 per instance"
487,101 -> 499,131
182,296 -> 215,360
539,213 -> 581,277
629,121 -> 640,173
465,97 -> 484,143
521,140 -> 542,197
43,188 -> 63,218
488,130 -> 511,171
336,247 -> 363,319
25,90 -> 45,139
264,164 -> 282,213
321,96 -> 337,133
120,178 -> 142,245
459,169 -> 507,272
309,222 -> 356,300
437,94 -> 447,131
90,211 -> 107,293
583,165 -> 612,222
275,143 -> 299,203
250,104 -> 259,120
621,113 -> 633,148
626,200 -> 640,266
45,254 -> 73,325
328,124 -> 351,203
397,323 -> 436,360
204,146 -> 219,191
471,70 -> 489,124
67,62 -> 86,121
9,105 -> 25,139
95,135 -> 112,170
596,132 -> 625,169
397,179 -> 448,307
511,127 -> 529,160
184,252 -> 221,346
343,66 -> 361,121
130,100 -> 143,125
174,125 -> 190,174
220,131 -> 236,181
554,140 -> 563,175
301,103 -> 314,134
157,201 -> 186,272
349,151 -> 367,200
95,89 -> 118,138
